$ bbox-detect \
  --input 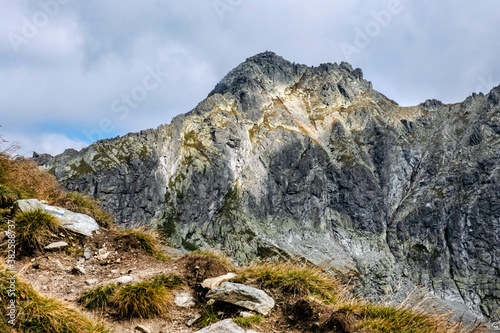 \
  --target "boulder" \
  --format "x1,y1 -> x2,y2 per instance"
205,282 -> 275,315
202,273 -> 237,289
13,199 -> 99,236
